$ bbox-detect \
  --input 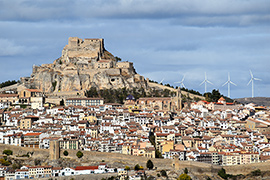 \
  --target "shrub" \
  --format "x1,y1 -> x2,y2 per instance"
160,170 -> 167,177
63,150 -> 69,156
146,159 -> 154,170
178,173 -> 191,180
251,169 -> 261,176
12,163 -> 22,170
3,150 -> 13,156
218,168 -> 228,179
0,158 -> 11,166
124,166 -> 130,171
76,151 -> 83,158
34,159 -> 41,166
